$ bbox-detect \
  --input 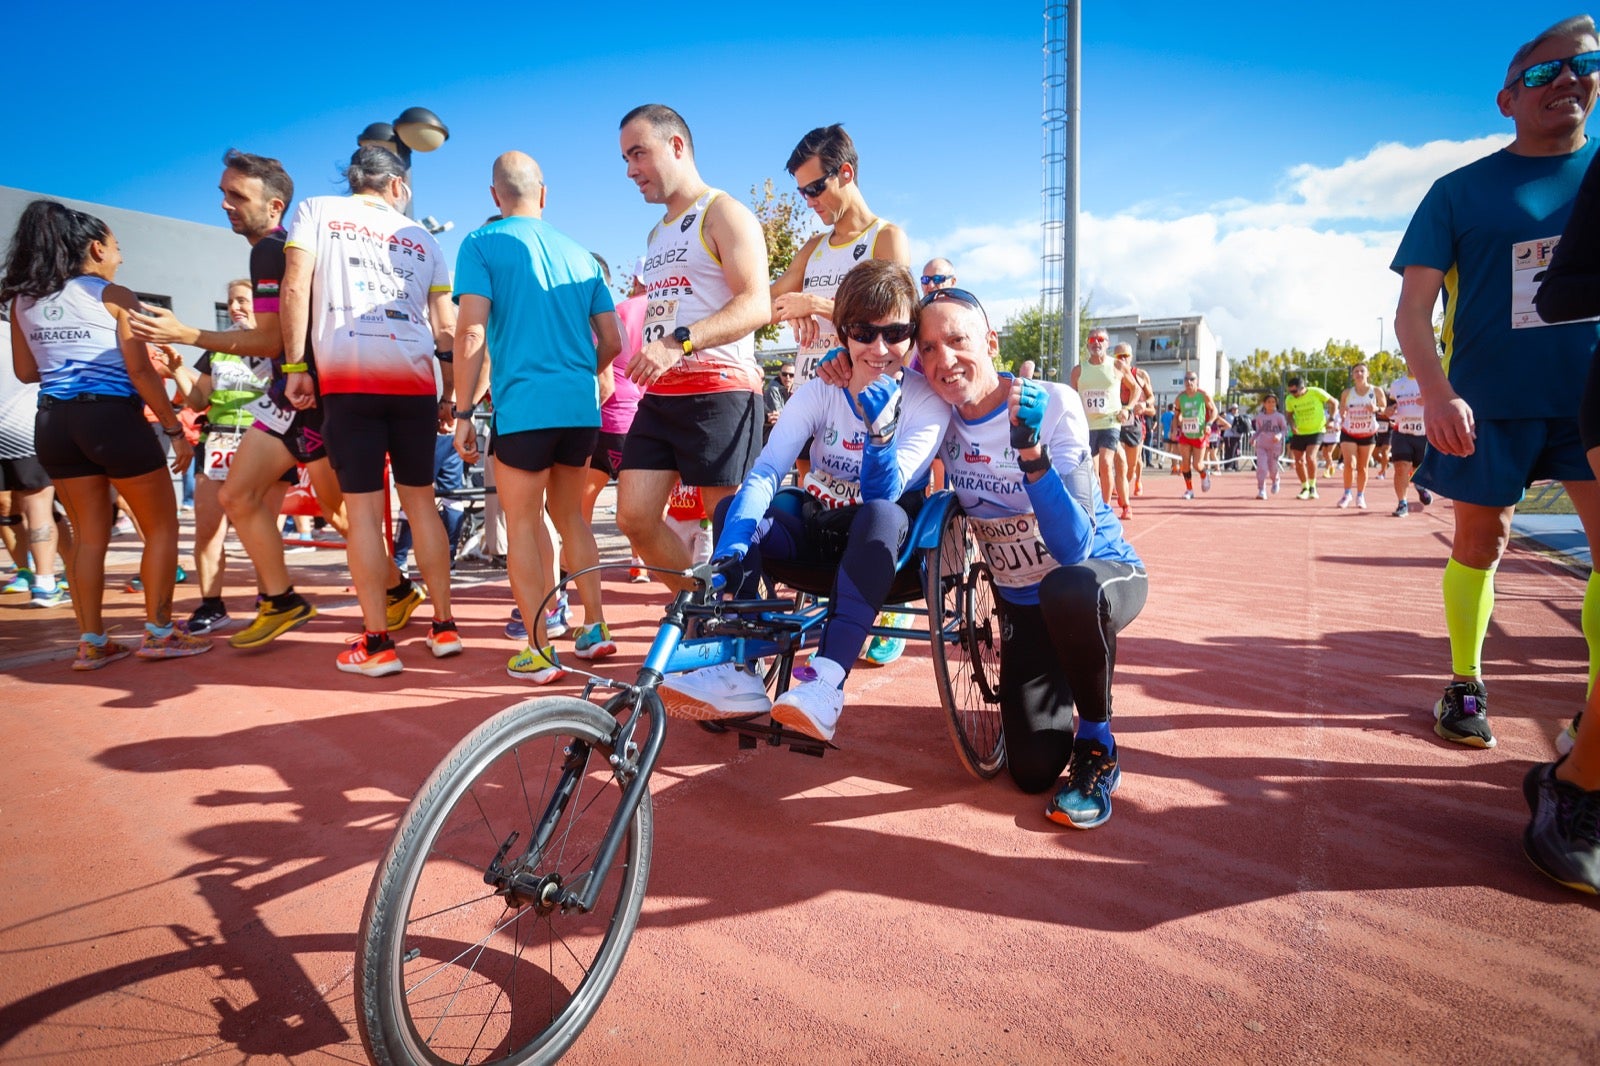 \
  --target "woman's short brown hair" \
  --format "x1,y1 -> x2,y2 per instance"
831,259 -> 917,337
